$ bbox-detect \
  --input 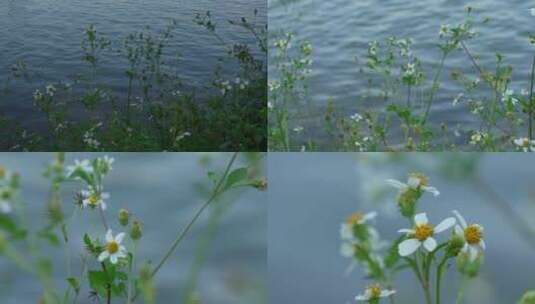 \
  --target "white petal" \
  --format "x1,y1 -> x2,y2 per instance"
422,186 -> 440,196
454,225 -> 464,236
414,213 -> 428,225
340,243 -> 354,257
479,240 -> 486,250
363,211 -> 377,222
98,251 -> 109,262
407,176 -> 420,188
398,228 -> 415,234
385,179 -> 408,190
115,232 -> 125,244
105,229 -> 113,242
468,245 -> 478,261
340,224 -> 353,240
355,294 -> 369,301
434,217 -> 456,233
100,202 -> 107,210
110,254 -> 118,264
380,290 -> 397,297
101,192 -> 110,199
452,210 -> 467,228
423,237 -> 437,252
0,202 -> 12,213
398,238 -> 421,256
